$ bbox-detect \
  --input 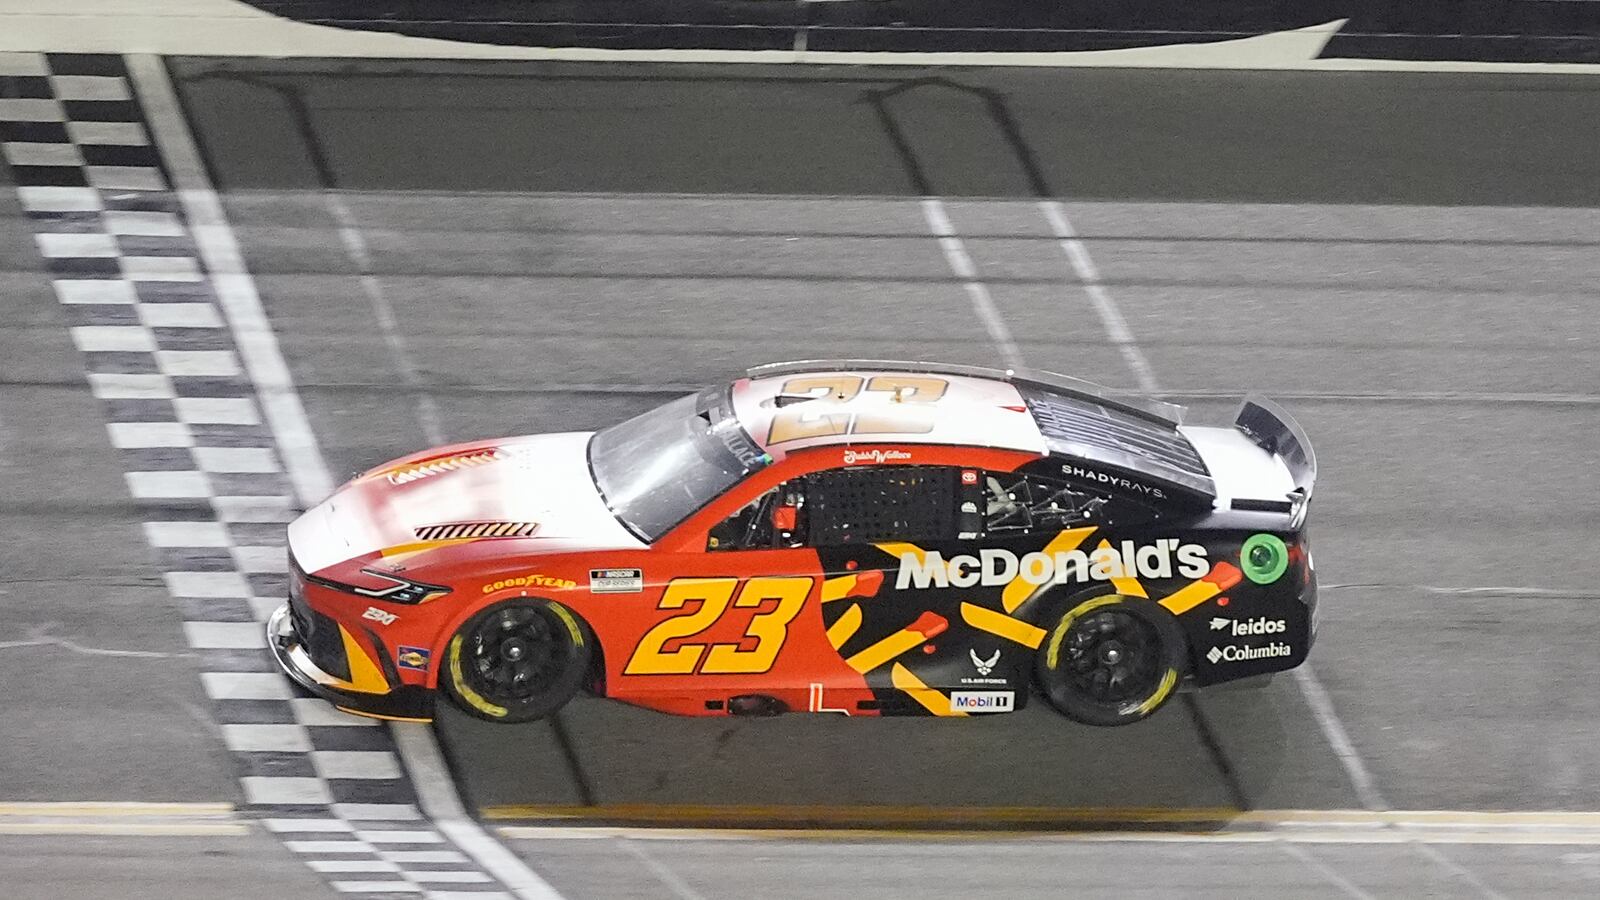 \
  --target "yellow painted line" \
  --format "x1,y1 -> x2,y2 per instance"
825,603 -> 863,649
0,802 -> 245,836
891,662 -> 963,717
0,802 -> 235,816
1001,527 -> 1094,612
482,803 -> 1237,825
960,602 -> 1046,649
